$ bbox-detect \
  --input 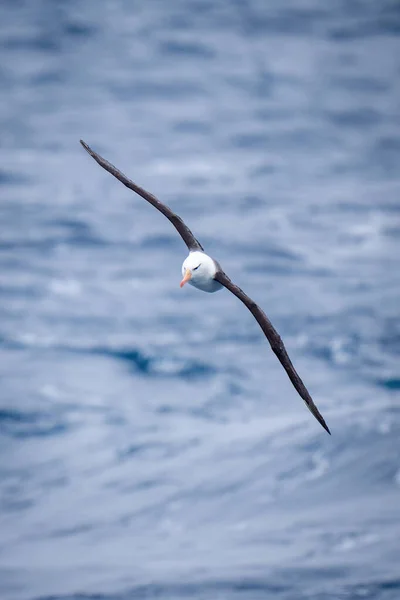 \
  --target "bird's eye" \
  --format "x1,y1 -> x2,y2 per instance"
193,265 -> 200,271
